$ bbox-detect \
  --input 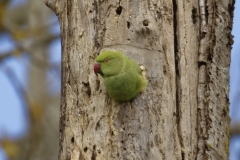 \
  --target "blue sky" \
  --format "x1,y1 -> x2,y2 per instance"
229,1 -> 240,160
230,1 -> 240,122
0,0 -> 239,160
